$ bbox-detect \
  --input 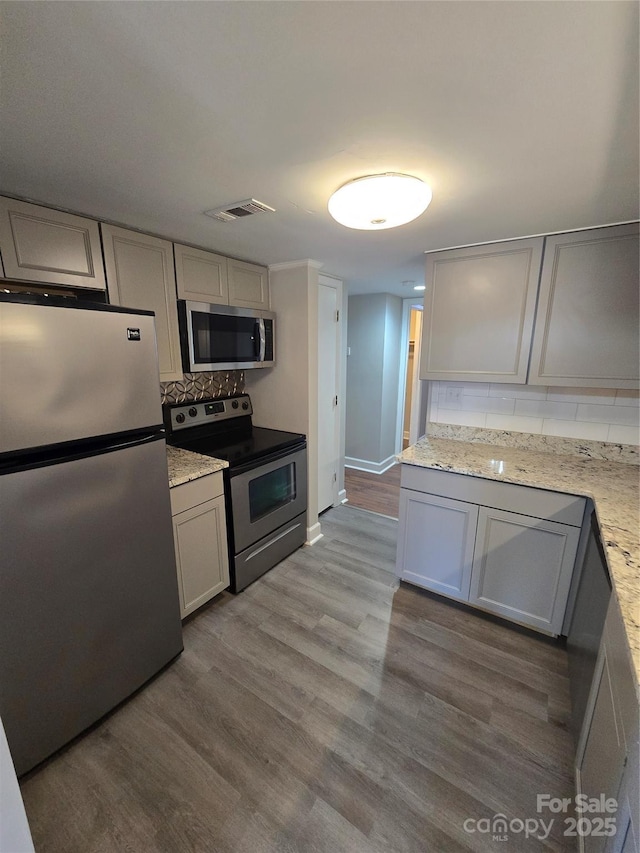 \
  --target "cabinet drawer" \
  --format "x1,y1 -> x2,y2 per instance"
170,471 -> 224,515
400,465 -> 585,527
